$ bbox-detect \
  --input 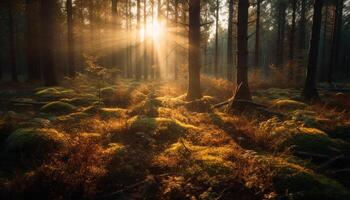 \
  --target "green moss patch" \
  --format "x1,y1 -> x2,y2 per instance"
272,99 -> 308,111
5,128 -> 66,160
40,101 -> 77,115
